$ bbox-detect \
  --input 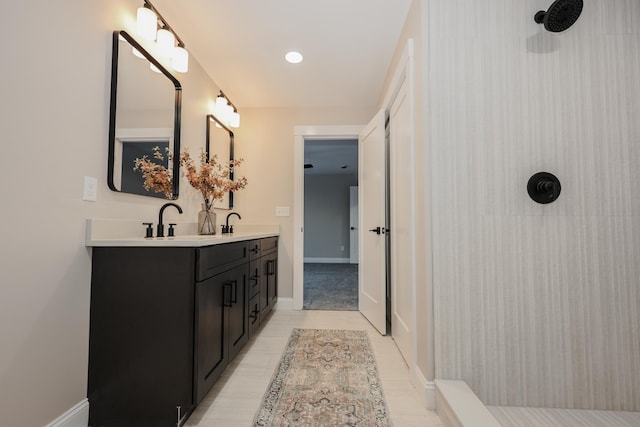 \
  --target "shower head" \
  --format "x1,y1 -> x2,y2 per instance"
534,0 -> 583,32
